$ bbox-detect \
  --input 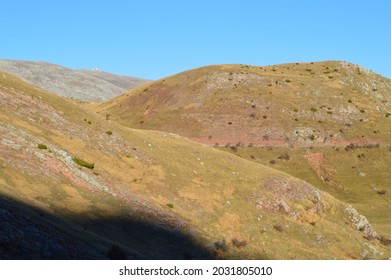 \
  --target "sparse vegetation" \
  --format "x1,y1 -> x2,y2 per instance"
377,190 -> 387,196
231,238 -> 247,248
38,143 -> 47,150
278,153 -> 290,160
72,157 -> 95,169
273,224 -> 284,232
